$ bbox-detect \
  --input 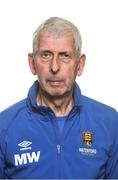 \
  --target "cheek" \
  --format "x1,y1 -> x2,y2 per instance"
35,63 -> 48,77
35,66 -> 48,85
63,65 -> 78,79
62,69 -> 76,87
